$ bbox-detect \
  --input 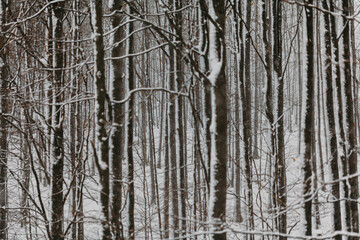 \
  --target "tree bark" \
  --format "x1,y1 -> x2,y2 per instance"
303,0 -> 314,237
273,0 -> 287,237
342,1 -> 359,238
0,0 -> 8,238
51,1 -> 65,239
322,1 -> 342,238
92,0 -> 111,238
109,1 -> 126,238
208,1 -> 227,239
127,4 -> 135,239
